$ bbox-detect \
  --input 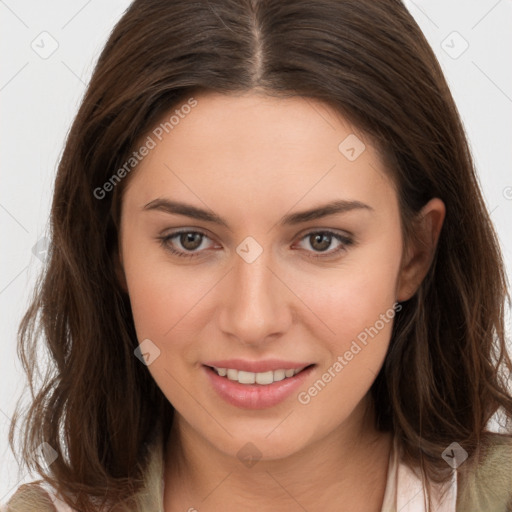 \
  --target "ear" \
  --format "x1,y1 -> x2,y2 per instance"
396,198 -> 445,302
